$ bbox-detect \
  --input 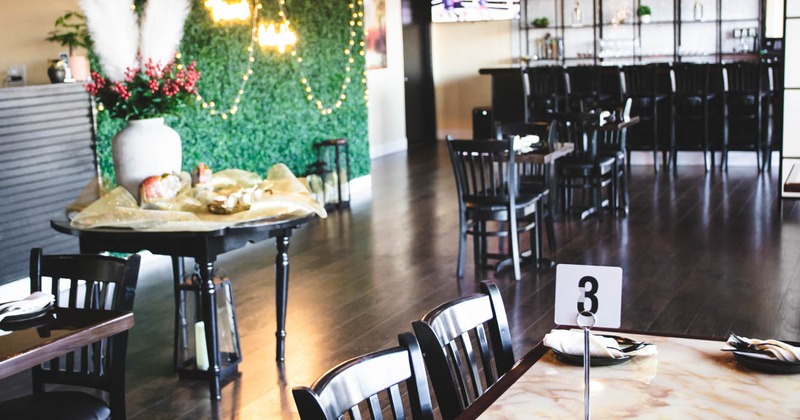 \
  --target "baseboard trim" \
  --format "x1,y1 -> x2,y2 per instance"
370,138 -> 407,159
